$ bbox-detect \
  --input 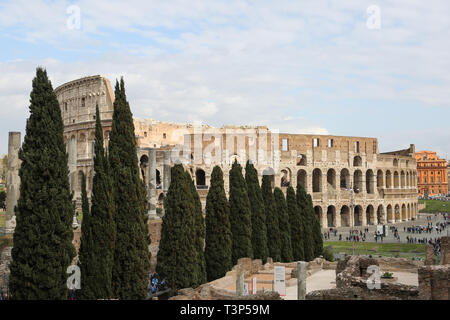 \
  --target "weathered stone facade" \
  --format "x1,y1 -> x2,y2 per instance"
4,75 -> 420,233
